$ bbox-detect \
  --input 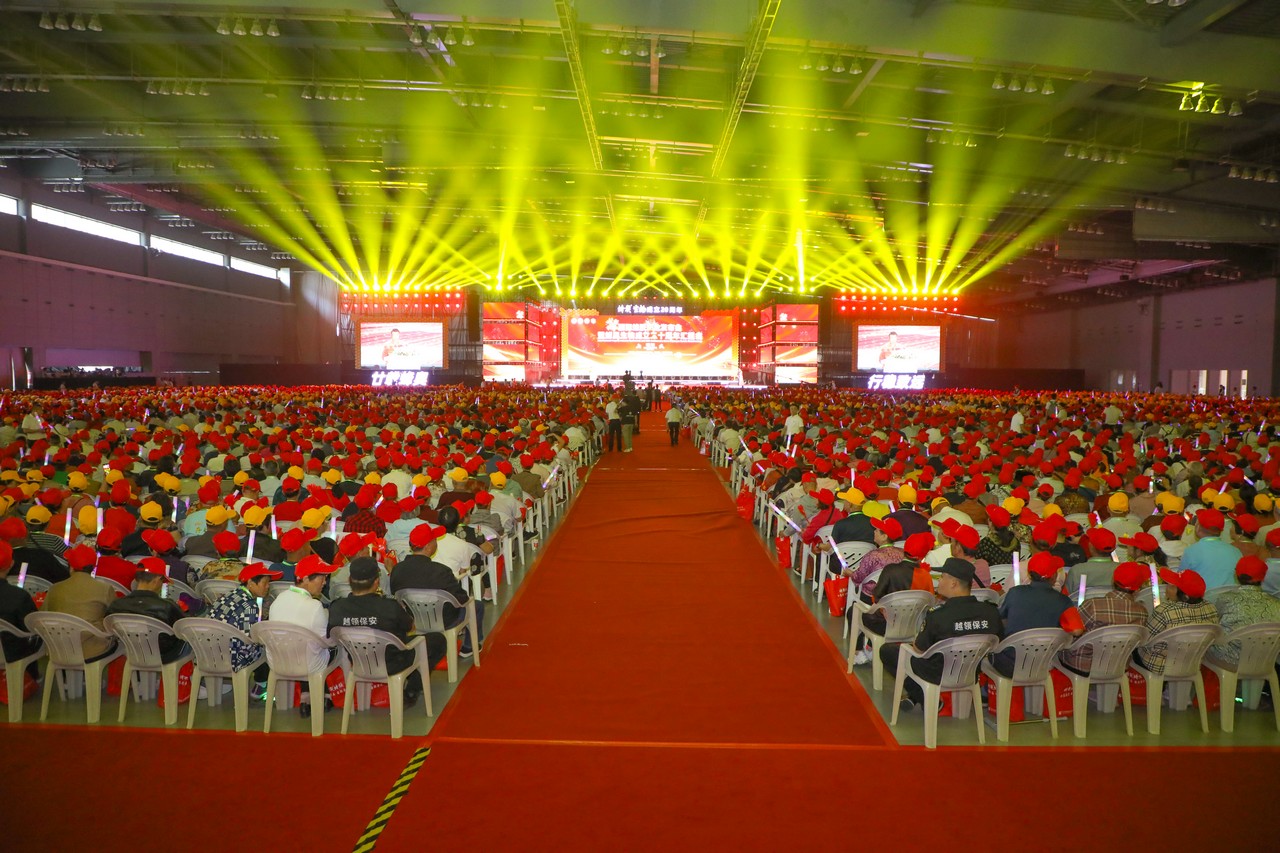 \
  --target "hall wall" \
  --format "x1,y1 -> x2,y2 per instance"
996,277 -> 1277,394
